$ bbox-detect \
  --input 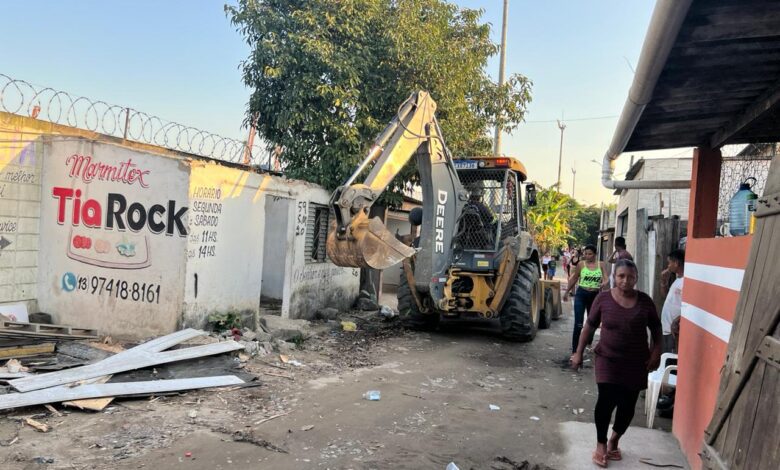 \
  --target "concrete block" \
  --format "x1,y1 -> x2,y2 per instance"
14,234 -> 38,251
17,217 -> 39,234
18,201 -> 39,217
14,250 -> 37,268
259,314 -> 311,341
